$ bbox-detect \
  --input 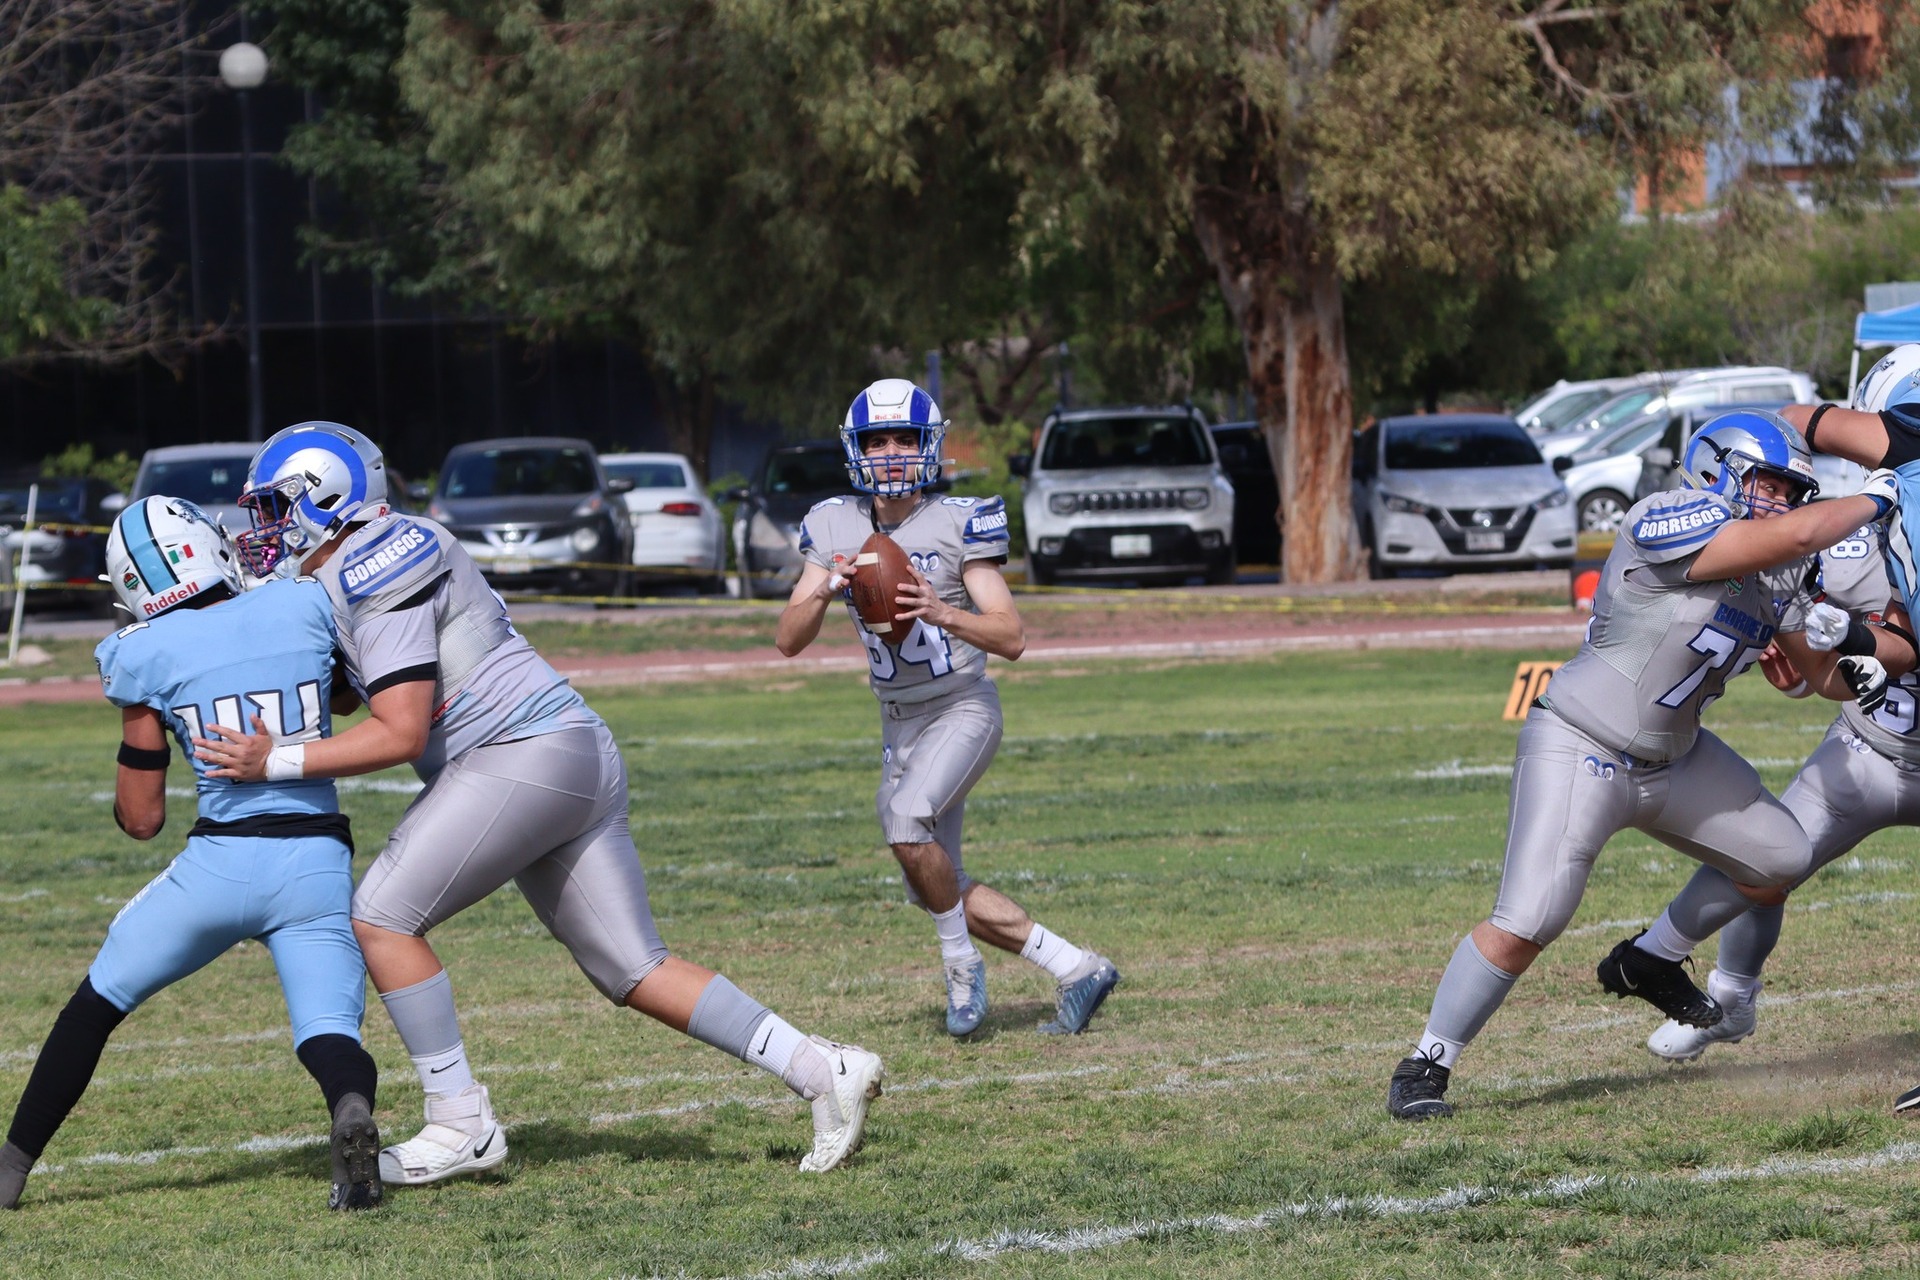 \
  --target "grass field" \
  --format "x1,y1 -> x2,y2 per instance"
5,646 -> 1920,1277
